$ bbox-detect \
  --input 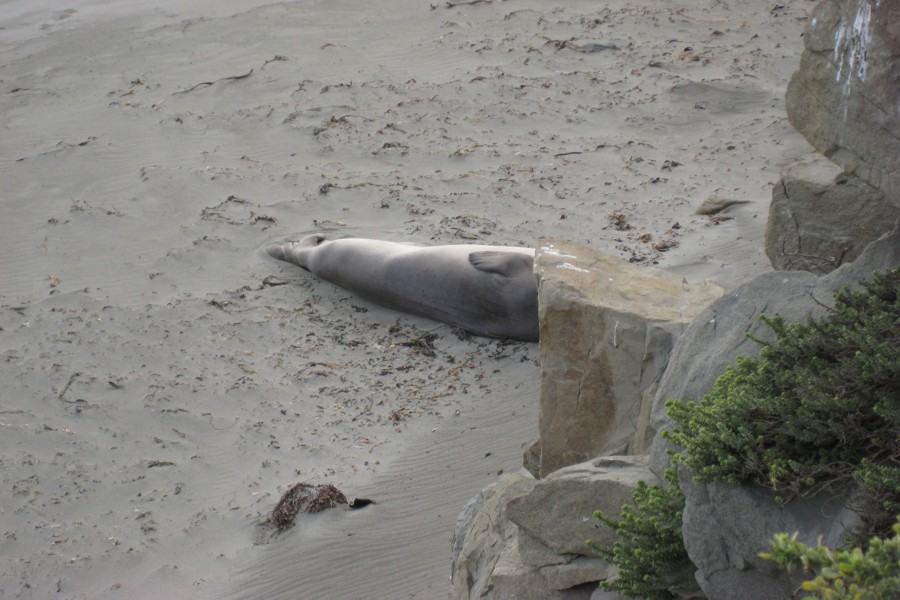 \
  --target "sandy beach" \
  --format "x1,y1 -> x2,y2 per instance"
1,1 -> 813,597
